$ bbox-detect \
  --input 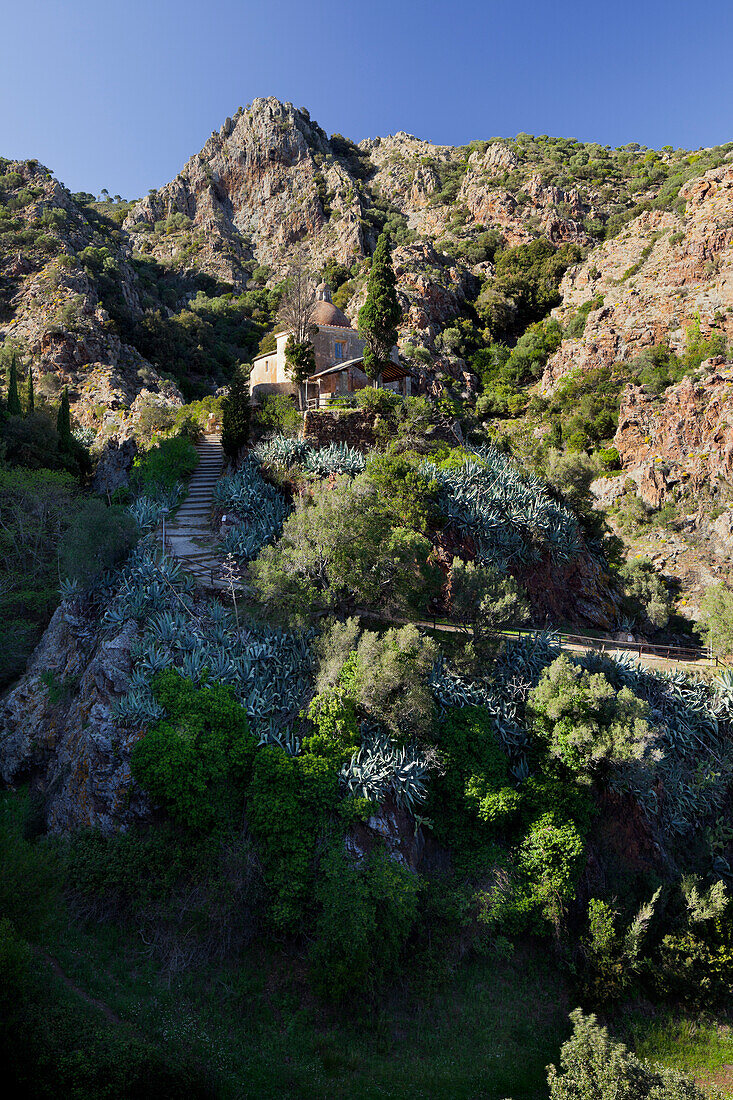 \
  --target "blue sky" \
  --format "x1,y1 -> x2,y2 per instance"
1,0 -> 732,199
